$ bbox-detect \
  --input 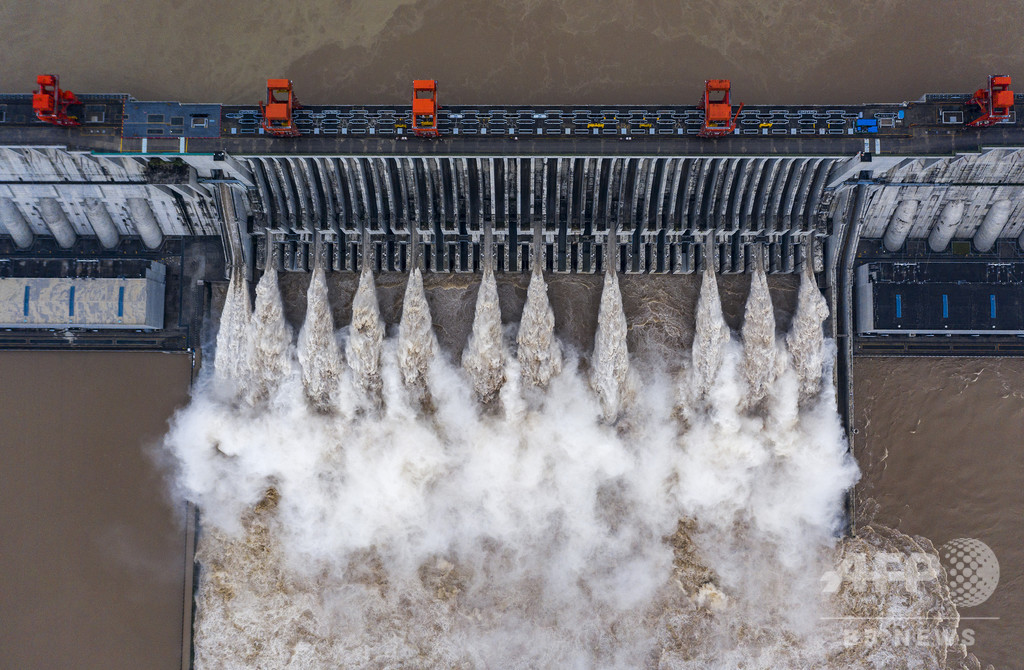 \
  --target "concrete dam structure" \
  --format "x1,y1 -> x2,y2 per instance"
3,77 -> 1022,667
3,147 -> 1024,273
0,147 -> 225,251
244,154 -> 838,275
1,78 -> 1023,354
